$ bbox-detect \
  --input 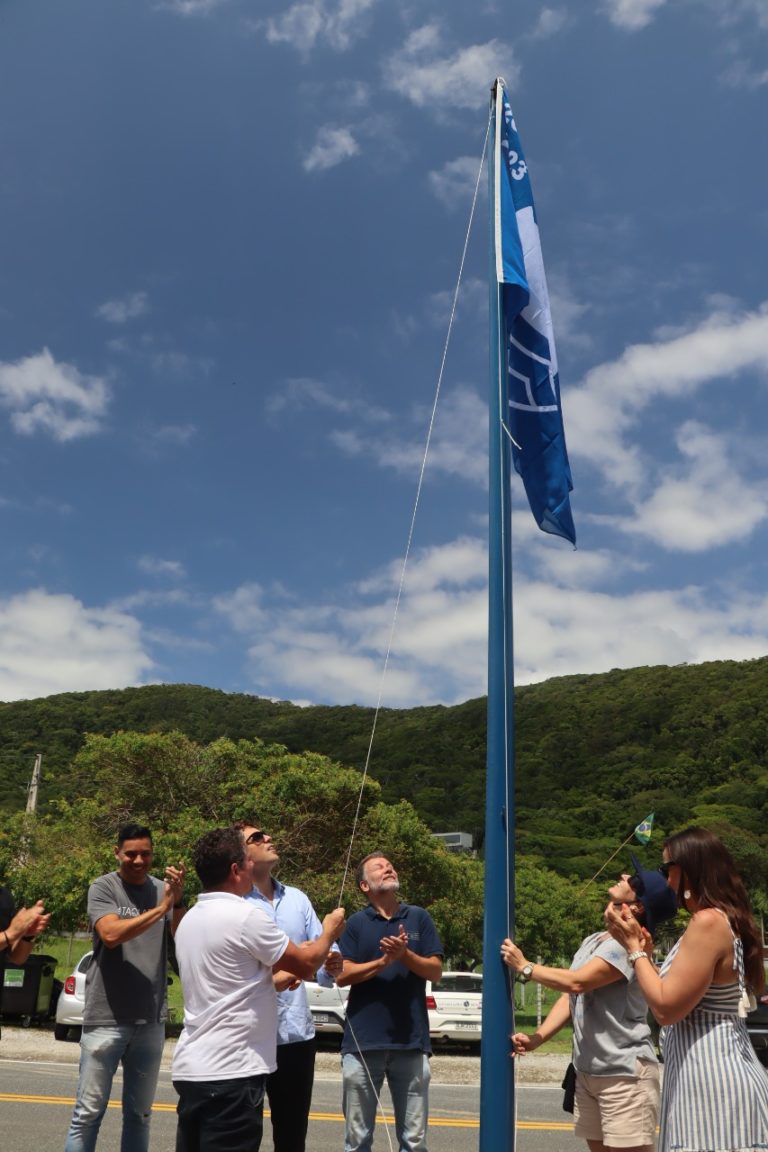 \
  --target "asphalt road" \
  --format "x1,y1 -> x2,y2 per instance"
0,1041 -> 576,1152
